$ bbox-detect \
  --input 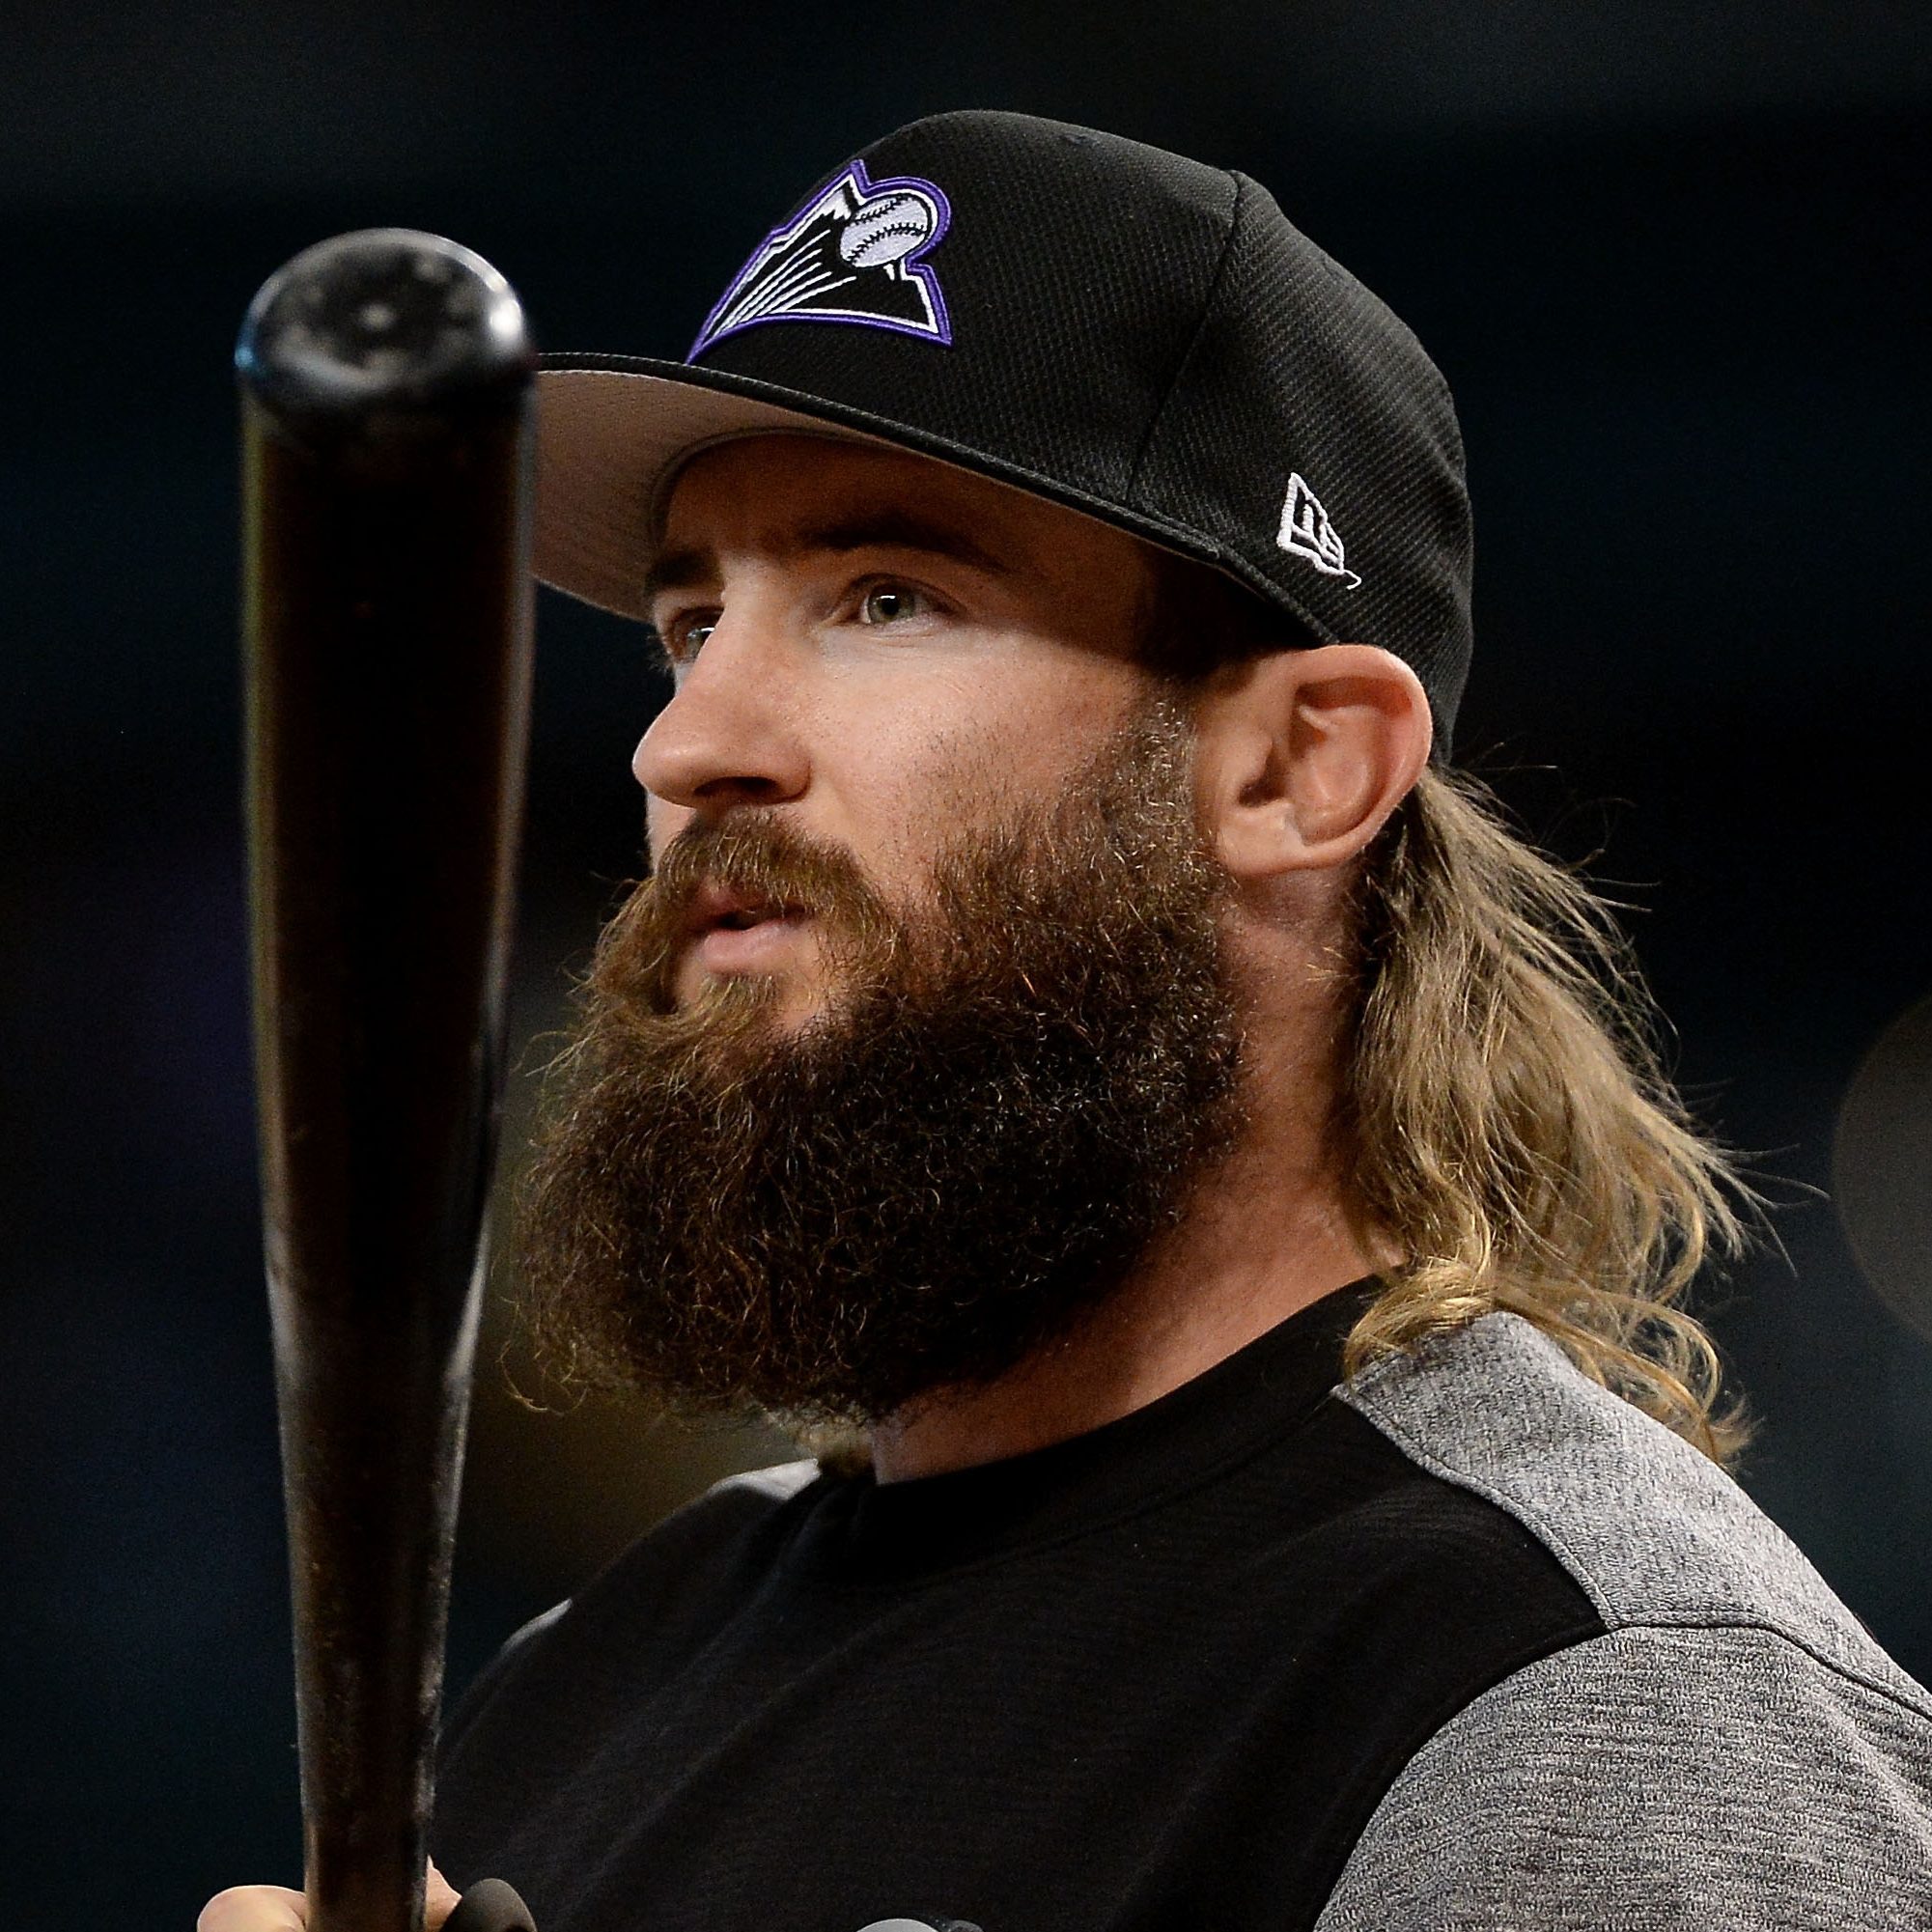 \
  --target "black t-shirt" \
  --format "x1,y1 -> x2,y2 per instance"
434,1282 -> 1609,1931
